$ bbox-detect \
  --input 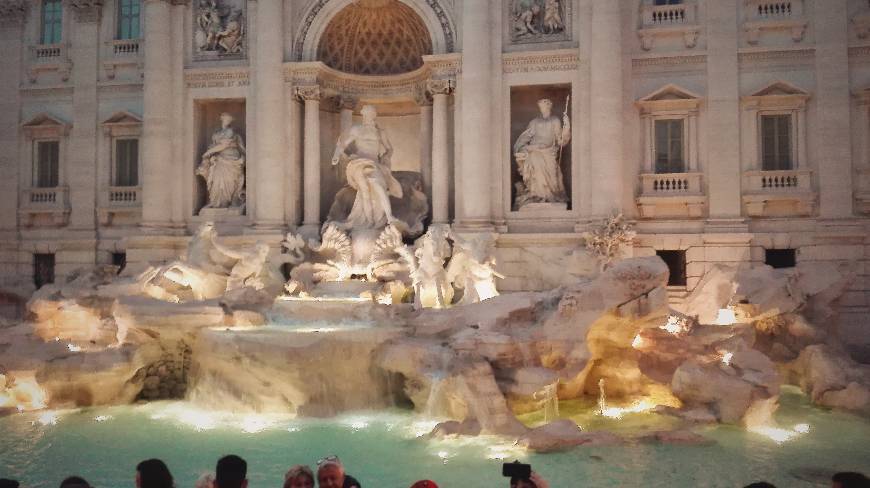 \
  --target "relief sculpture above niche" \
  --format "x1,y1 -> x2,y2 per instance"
194,0 -> 246,60
509,0 -> 571,44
